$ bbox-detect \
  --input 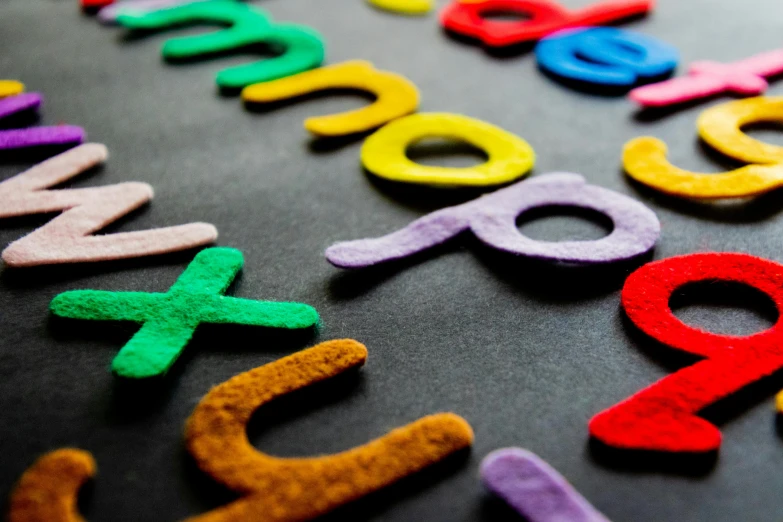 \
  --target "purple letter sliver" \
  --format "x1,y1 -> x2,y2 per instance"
326,210 -> 471,268
0,93 -> 85,152
0,93 -> 42,120
326,173 -> 660,267
481,448 -> 611,522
